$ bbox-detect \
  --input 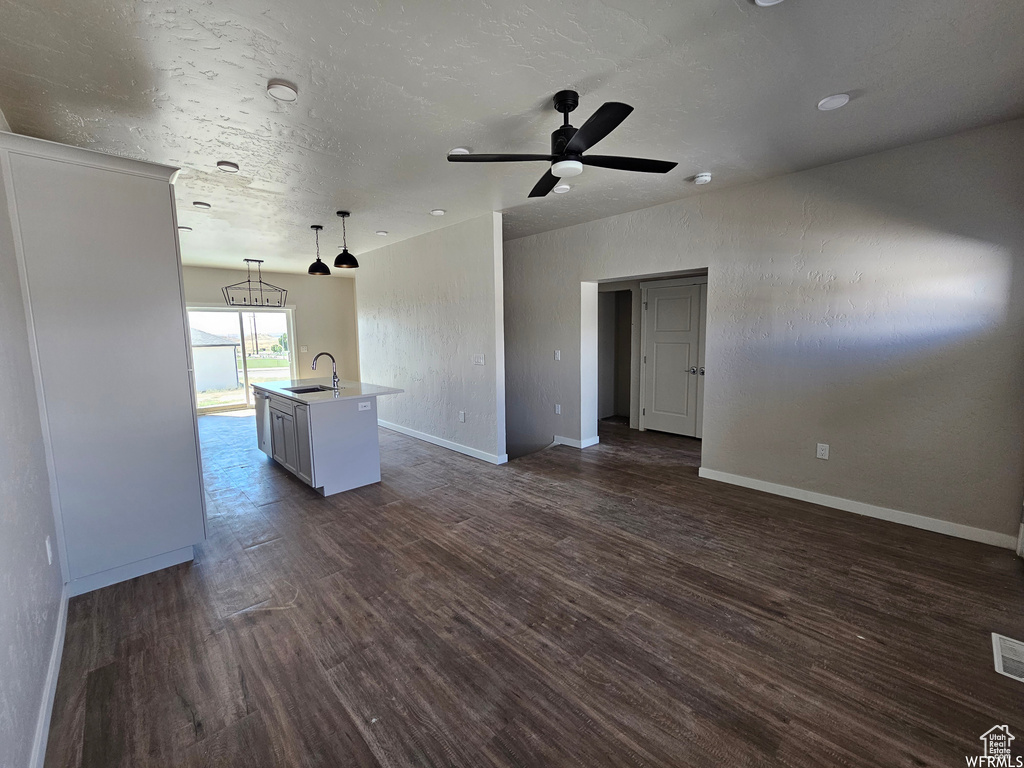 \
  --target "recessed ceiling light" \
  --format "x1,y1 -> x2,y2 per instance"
266,78 -> 298,102
754,0 -> 785,6
552,184 -> 571,194
375,230 -> 388,236
430,209 -> 446,216
217,161 -> 239,173
193,201 -> 211,209
448,147 -> 470,156
817,93 -> 851,111
178,226 -> 192,232
693,172 -> 713,185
